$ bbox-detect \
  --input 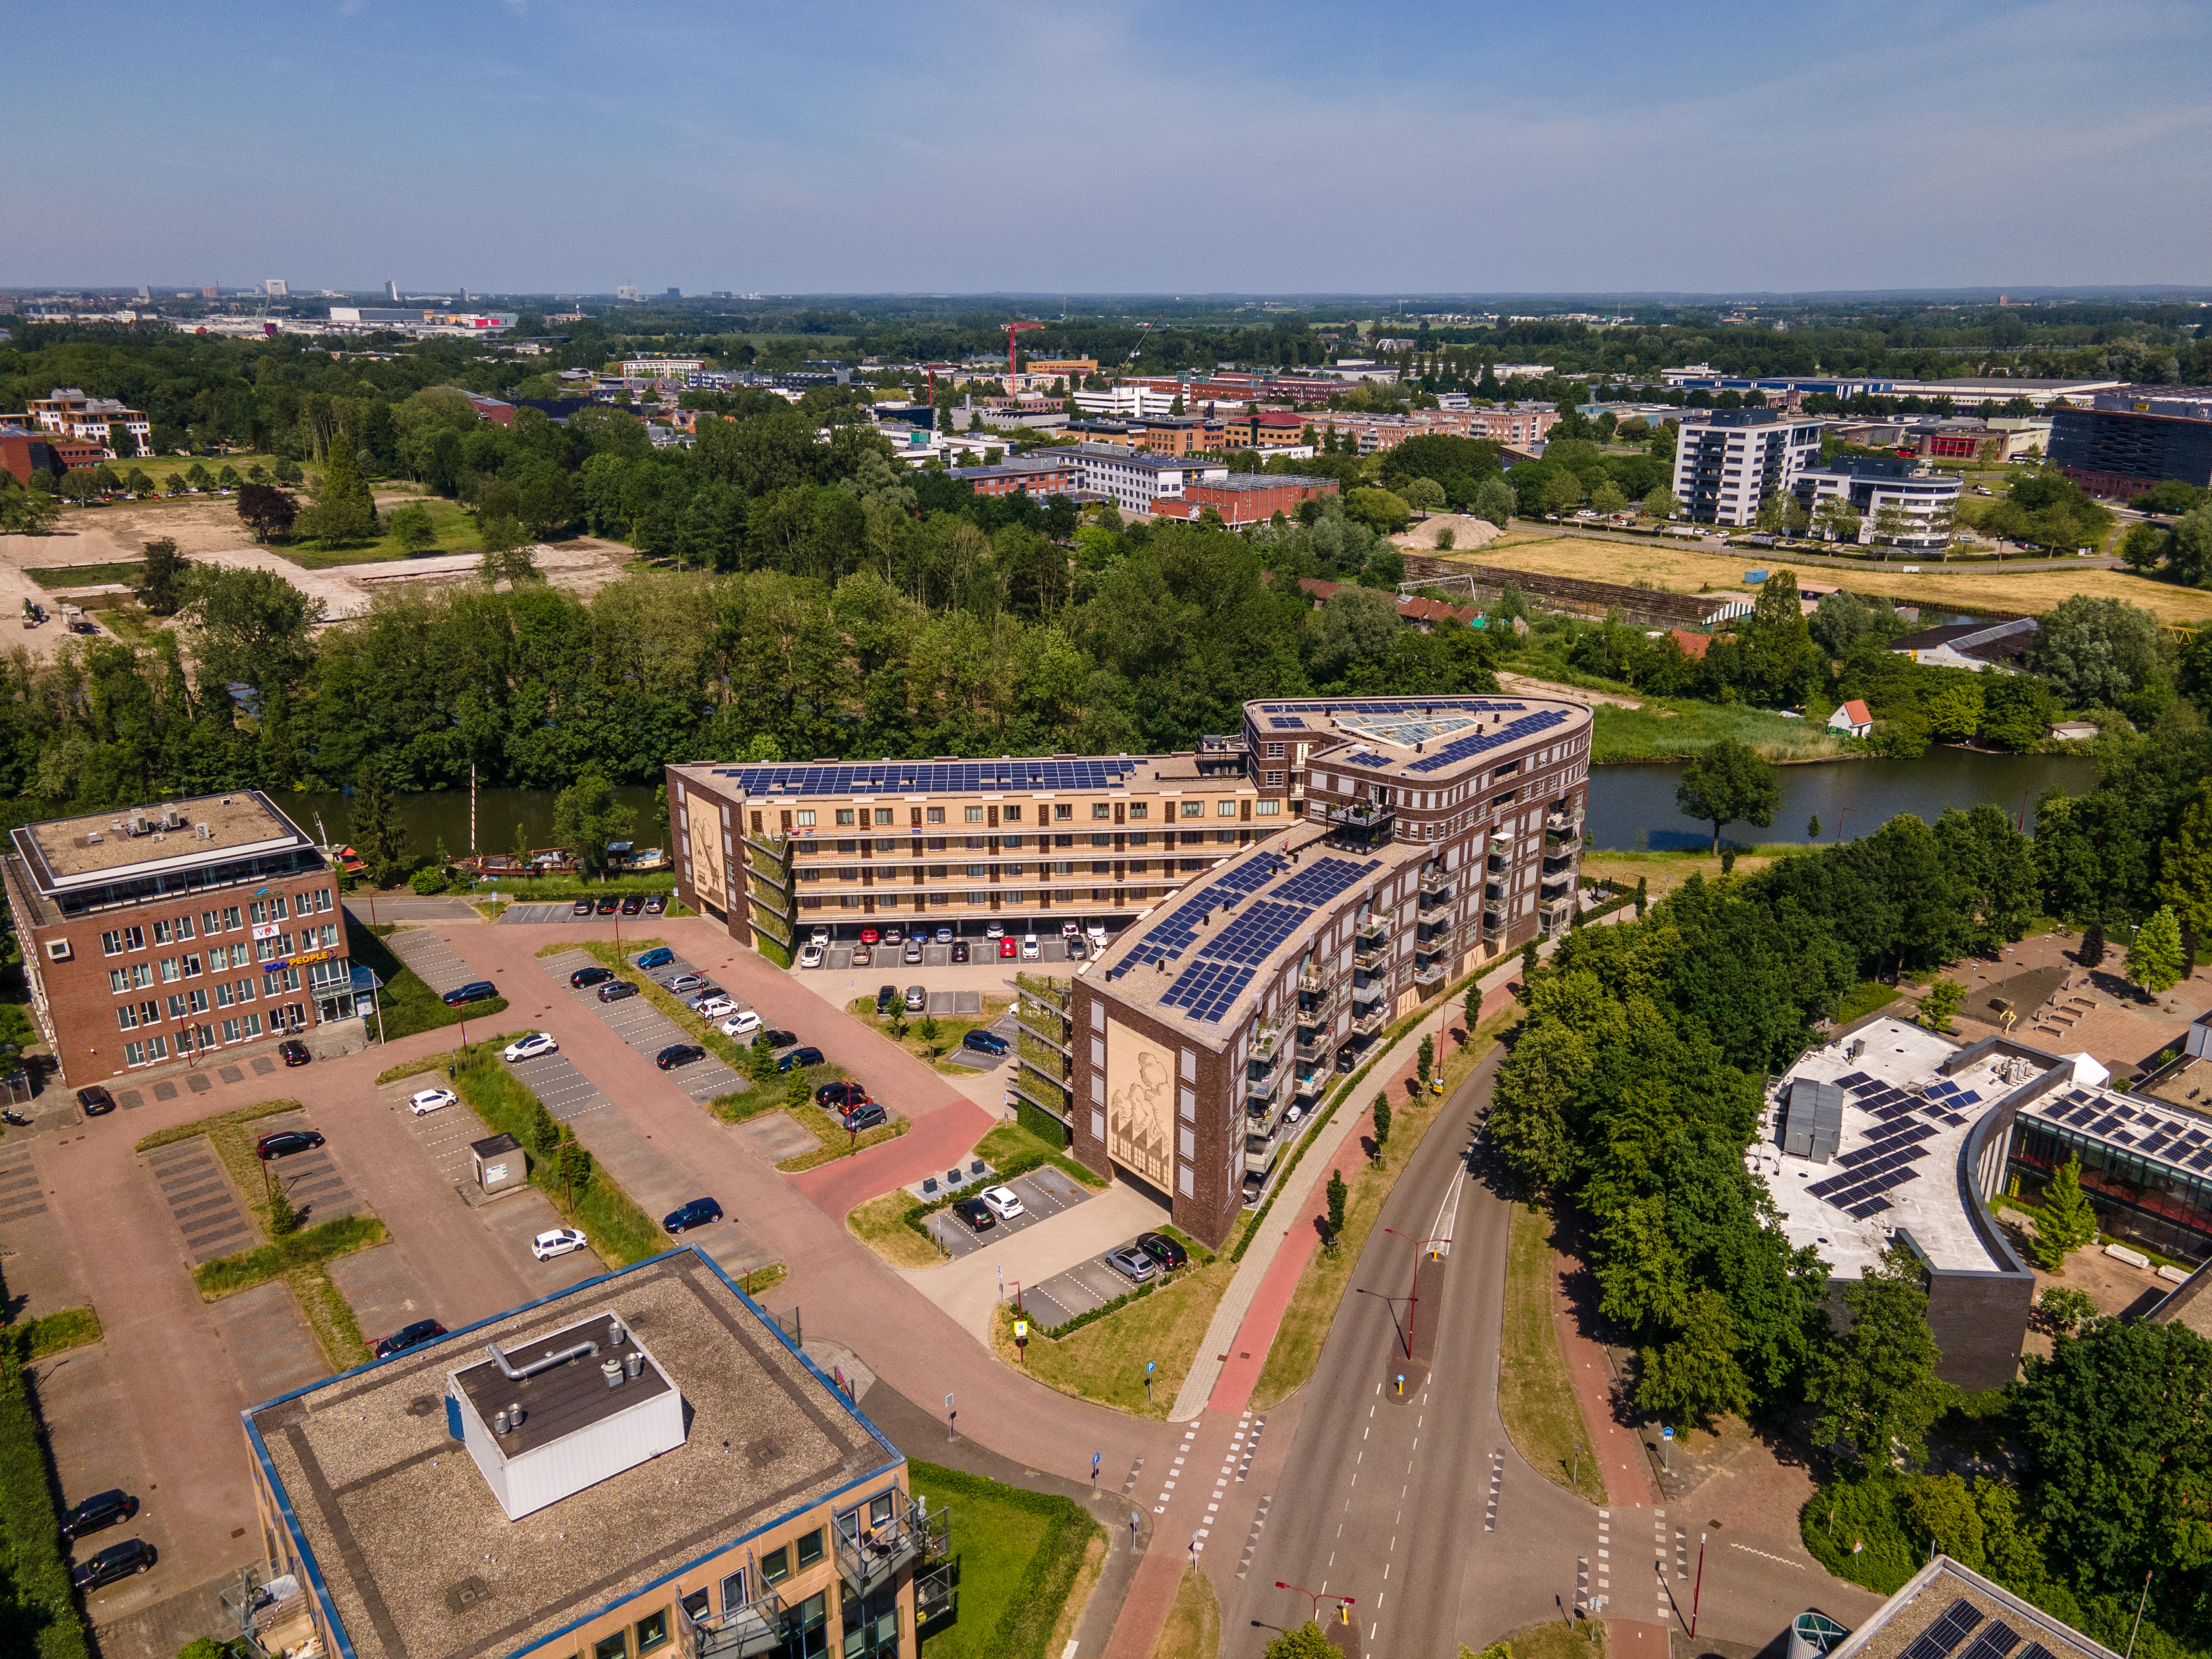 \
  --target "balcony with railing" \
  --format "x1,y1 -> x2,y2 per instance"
1014,971 -> 1070,1012
1483,904 -> 1507,932
1294,1070 -> 1323,1099
1324,797 -> 1395,848
1353,938 -> 1390,972
1418,864 -> 1453,897
1016,1030 -> 1072,1083
1540,870 -> 1573,900
1539,896 -> 1575,936
1296,977 -> 1336,1025
1545,808 -> 1582,837
695,1588 -> 786,1658
834,1490 -> 948,1599
1354,912 -> 1387,946
1353,1003 -> 1387,1036
1486,851 -> 1512,875
1249,1022 -> 1282,1064
1294,1035 -> 1323,1064
1413,960 -> 1447,988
